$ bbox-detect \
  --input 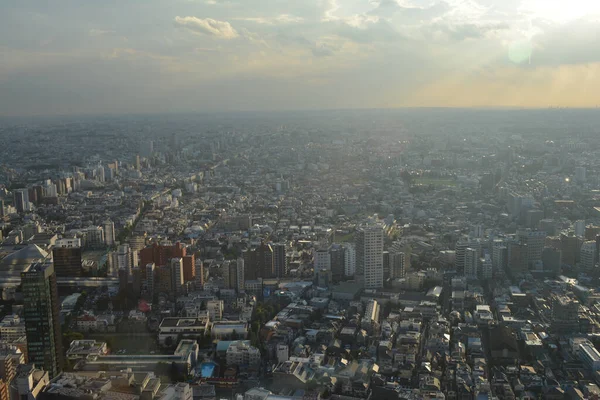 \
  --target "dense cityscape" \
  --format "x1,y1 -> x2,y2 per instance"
1,108 -> 600,400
